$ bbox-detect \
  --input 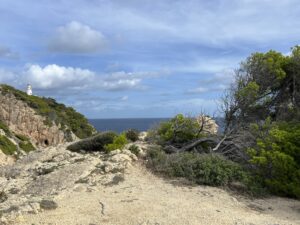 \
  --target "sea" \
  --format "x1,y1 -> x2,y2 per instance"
89,118 -> 170,133
89,117 -> 225,133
